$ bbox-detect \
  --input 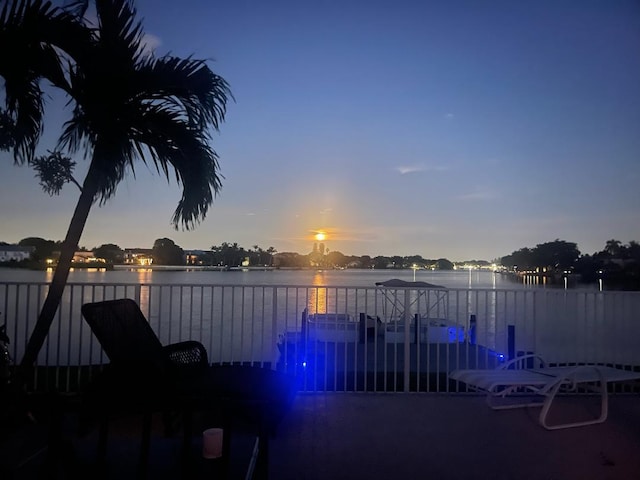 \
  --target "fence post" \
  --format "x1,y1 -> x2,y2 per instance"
403,290 -> 411,392
507,325 -> 515,361
469,314 -> 477,345
134,284 -> 141,308
271,287 -> 279,369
